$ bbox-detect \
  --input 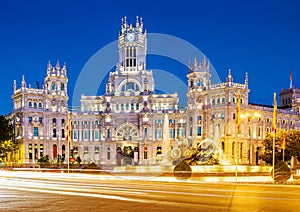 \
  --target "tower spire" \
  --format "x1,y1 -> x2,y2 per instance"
245,72 -> 248,86
226,68 -> 233,83
13,80 -> 16,91
21,75 -> 26,88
